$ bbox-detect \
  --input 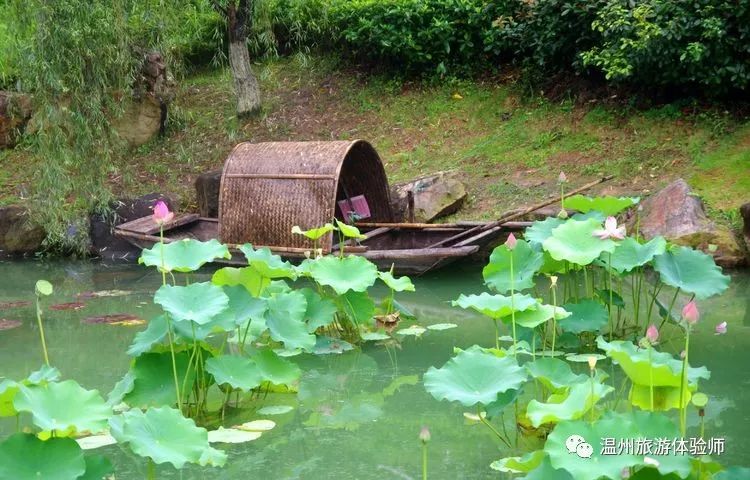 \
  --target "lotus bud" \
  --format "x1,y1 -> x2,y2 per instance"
419,426 -> 431,443
587,356 -> 597,371
645,324 -> 659,345
558,171 -> 568,183
682,301 -> 699,325
549,275 -> 558,289
152,200 -> 174,225
304,250 -> 311,259
505,233 -> 517,250
557,209 -> 568,219
680,350 -> 686,359
715,321 -> 727,335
